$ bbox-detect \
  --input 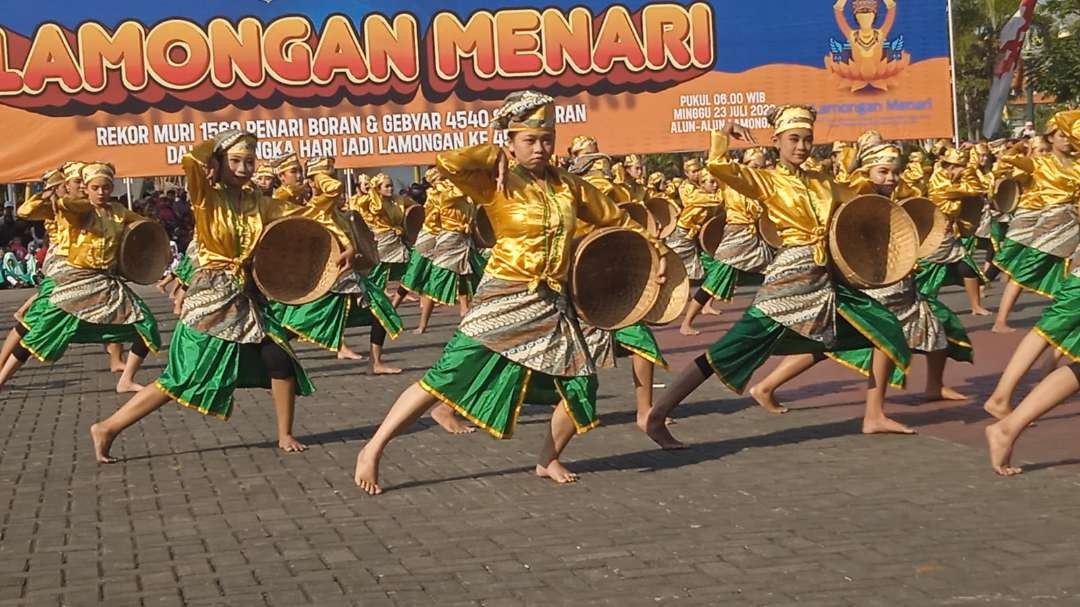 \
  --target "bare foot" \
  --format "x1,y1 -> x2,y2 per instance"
983,395 -> 1013,420
336,347 -> 367,362
991,323 -> 1016,334
115,379 -> 144,394
354,445 -> 383,495
90,423 -> 118,464
637,413 -> 678,432
172,299 -> 183,316
645,416 -> 687,449
278,435 -> 307,453
749,384 -> 790,414
536,460 -> 579,484
985,423 -> 1023,476
862,416 -> 916,435
430,405 -> 475,434
970,306 -> 992,317
412,327 -> 427,335
109,363 -> 126,374
679,325 -> 701,336
370,362 -> 402,375
923,386 -> 968,402
702,305 -> 721,316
